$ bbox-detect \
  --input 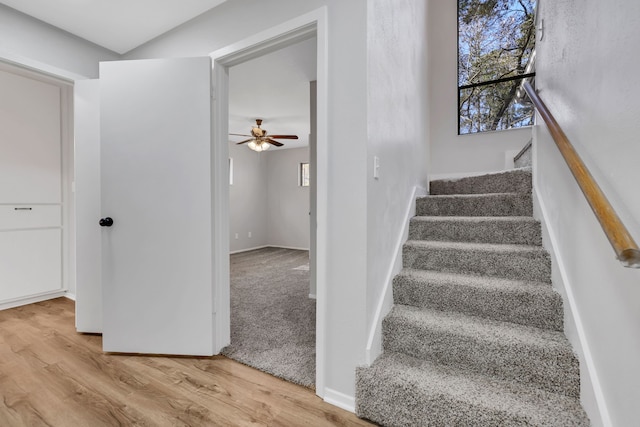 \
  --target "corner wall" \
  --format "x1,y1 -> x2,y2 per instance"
535,1 -> 640,425
0,4 -> 119,78
427,0 -> 531,176
266,148 -> 310,250
228,143 -> 268,252
229,145 -> 310,253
